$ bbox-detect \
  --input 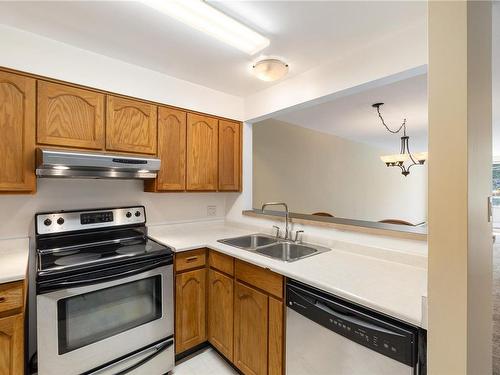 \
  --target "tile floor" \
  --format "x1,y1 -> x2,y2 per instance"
172,348 -> 237,375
